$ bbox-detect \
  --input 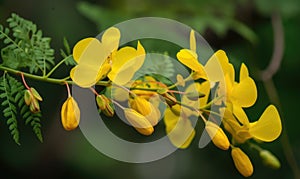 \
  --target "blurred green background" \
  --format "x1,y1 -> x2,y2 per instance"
0,0 -> 300,178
